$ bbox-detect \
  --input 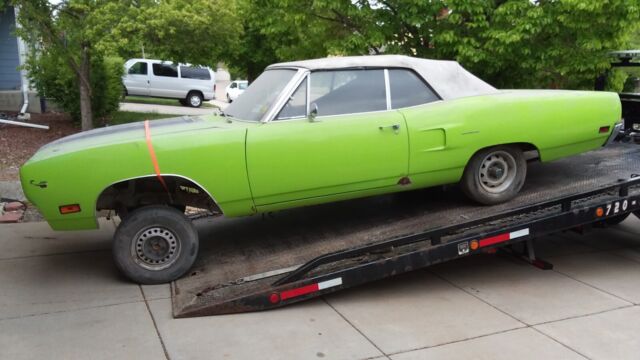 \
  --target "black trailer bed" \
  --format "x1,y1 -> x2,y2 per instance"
173,143 -> 640,317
